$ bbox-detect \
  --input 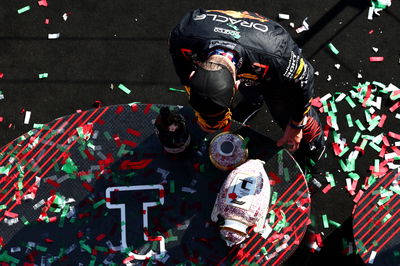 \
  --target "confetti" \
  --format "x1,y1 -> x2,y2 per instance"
369,56 -> 384,62
328,43 -> 340,55
278,13 -> 290,20
48,33 -> 60,39
117,83 -> 131,94
17,6 -> 31,14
